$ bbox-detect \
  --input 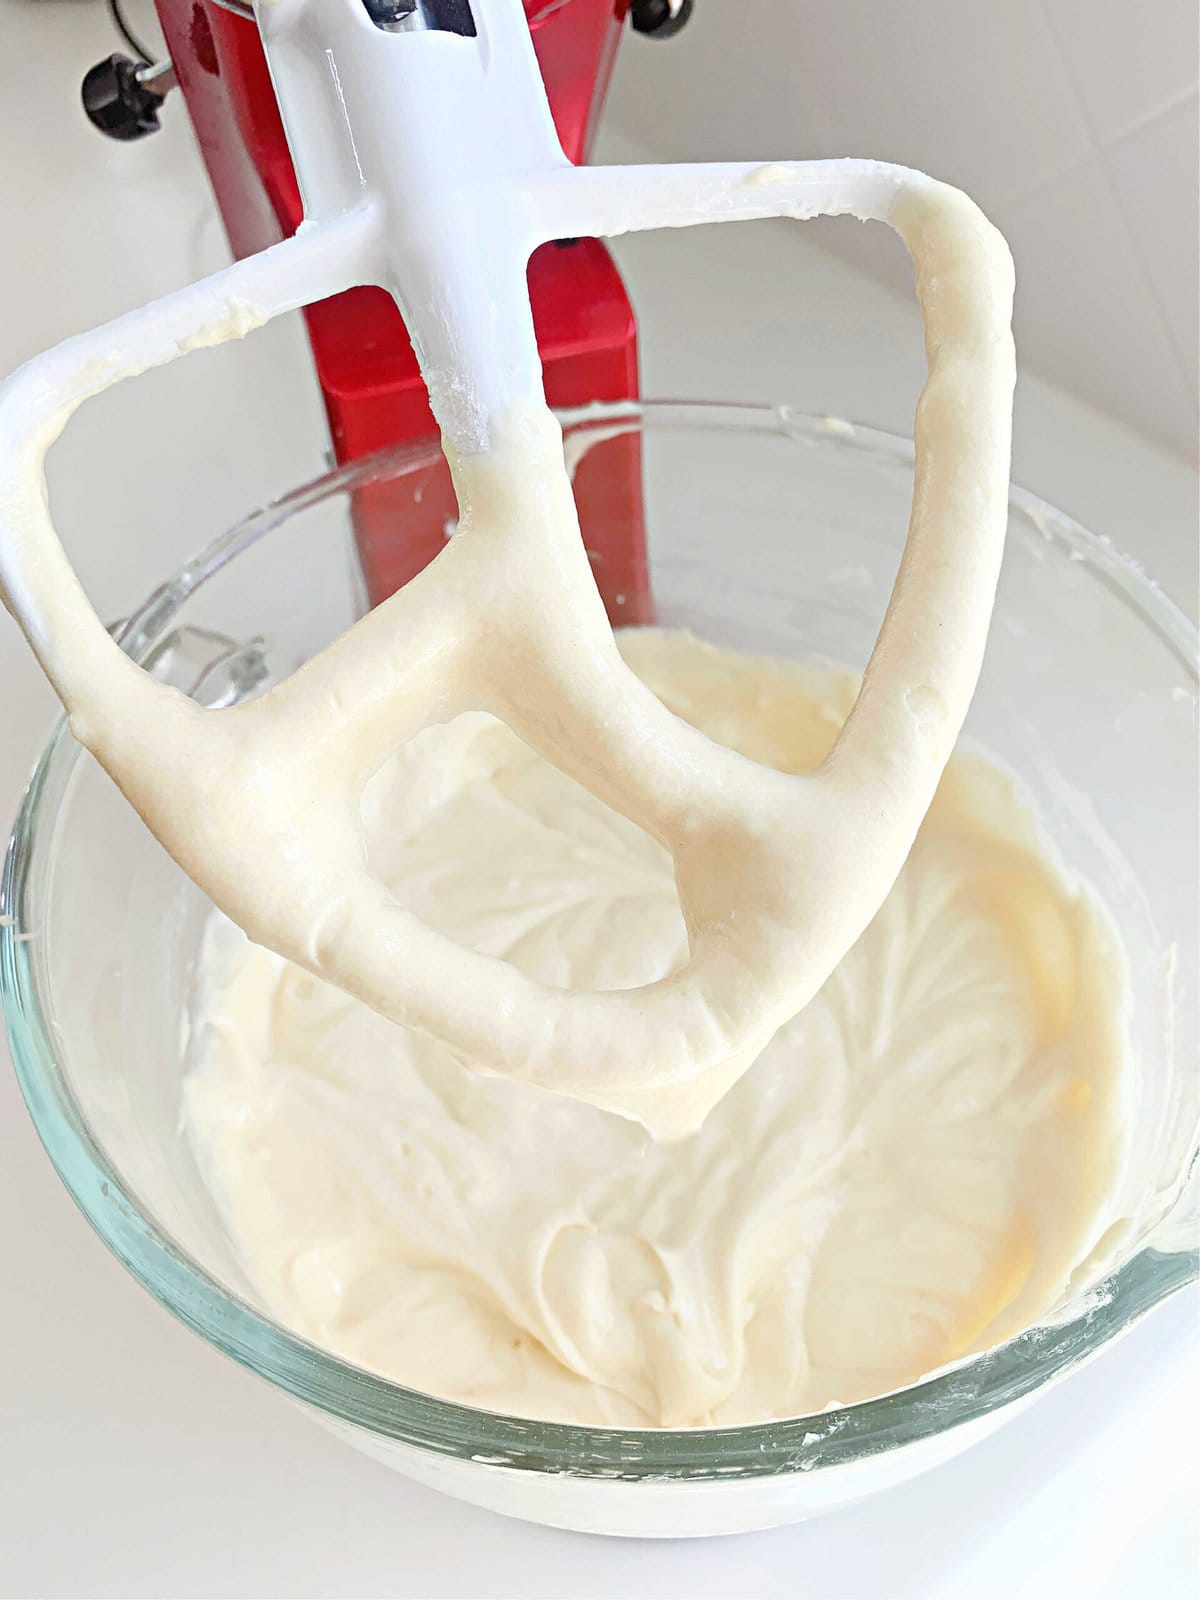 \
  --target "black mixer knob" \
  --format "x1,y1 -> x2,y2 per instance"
630,0 -> 694,39
81,54 -> 171,142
